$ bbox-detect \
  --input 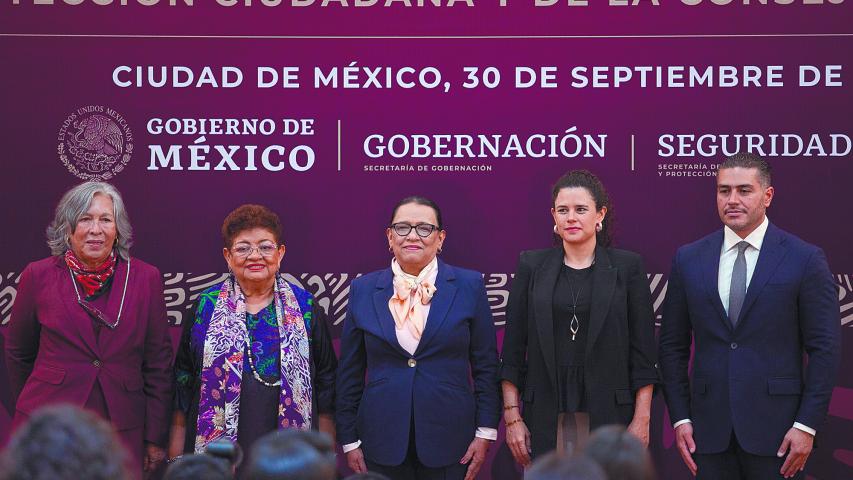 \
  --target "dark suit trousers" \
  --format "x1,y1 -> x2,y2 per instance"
695,432 -> 803,480
365,415 -> 468,480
